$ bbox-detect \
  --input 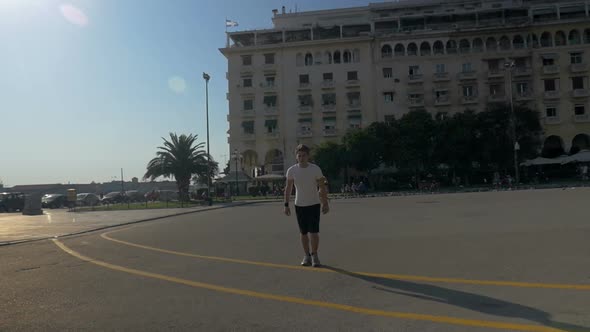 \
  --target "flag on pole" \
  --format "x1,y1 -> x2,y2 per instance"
225,19 -> 238,28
